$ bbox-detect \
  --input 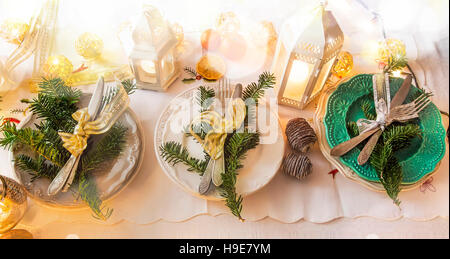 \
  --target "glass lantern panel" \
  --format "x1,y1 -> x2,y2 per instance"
271,42 -> 289,92
160,50 -> 175,85
133,59 -> 157,84
311,56 -> 336,97
283,60 -> 315,102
